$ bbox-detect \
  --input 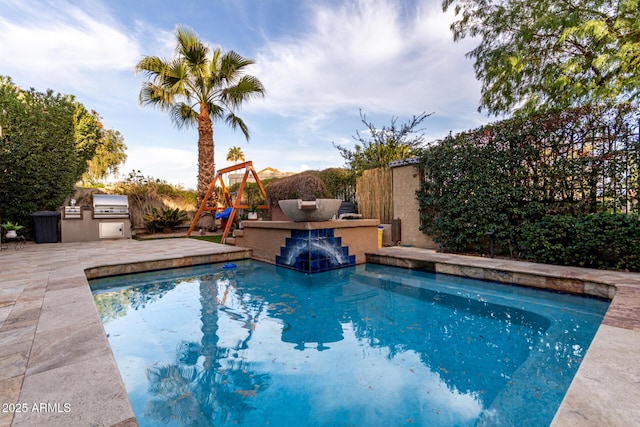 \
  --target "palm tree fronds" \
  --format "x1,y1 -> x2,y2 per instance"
207,102 -> 225,121
139,82 -> 174,110
164,59 -> 191,96
226,146 -> 245,163
175,26 -> 209,67
222,76 -> 266,109
135,56 -> 167,77
220,51 -> 256,83
175,26 -> 211,85
171,103 -> 198,129
224,113 -> 250,140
